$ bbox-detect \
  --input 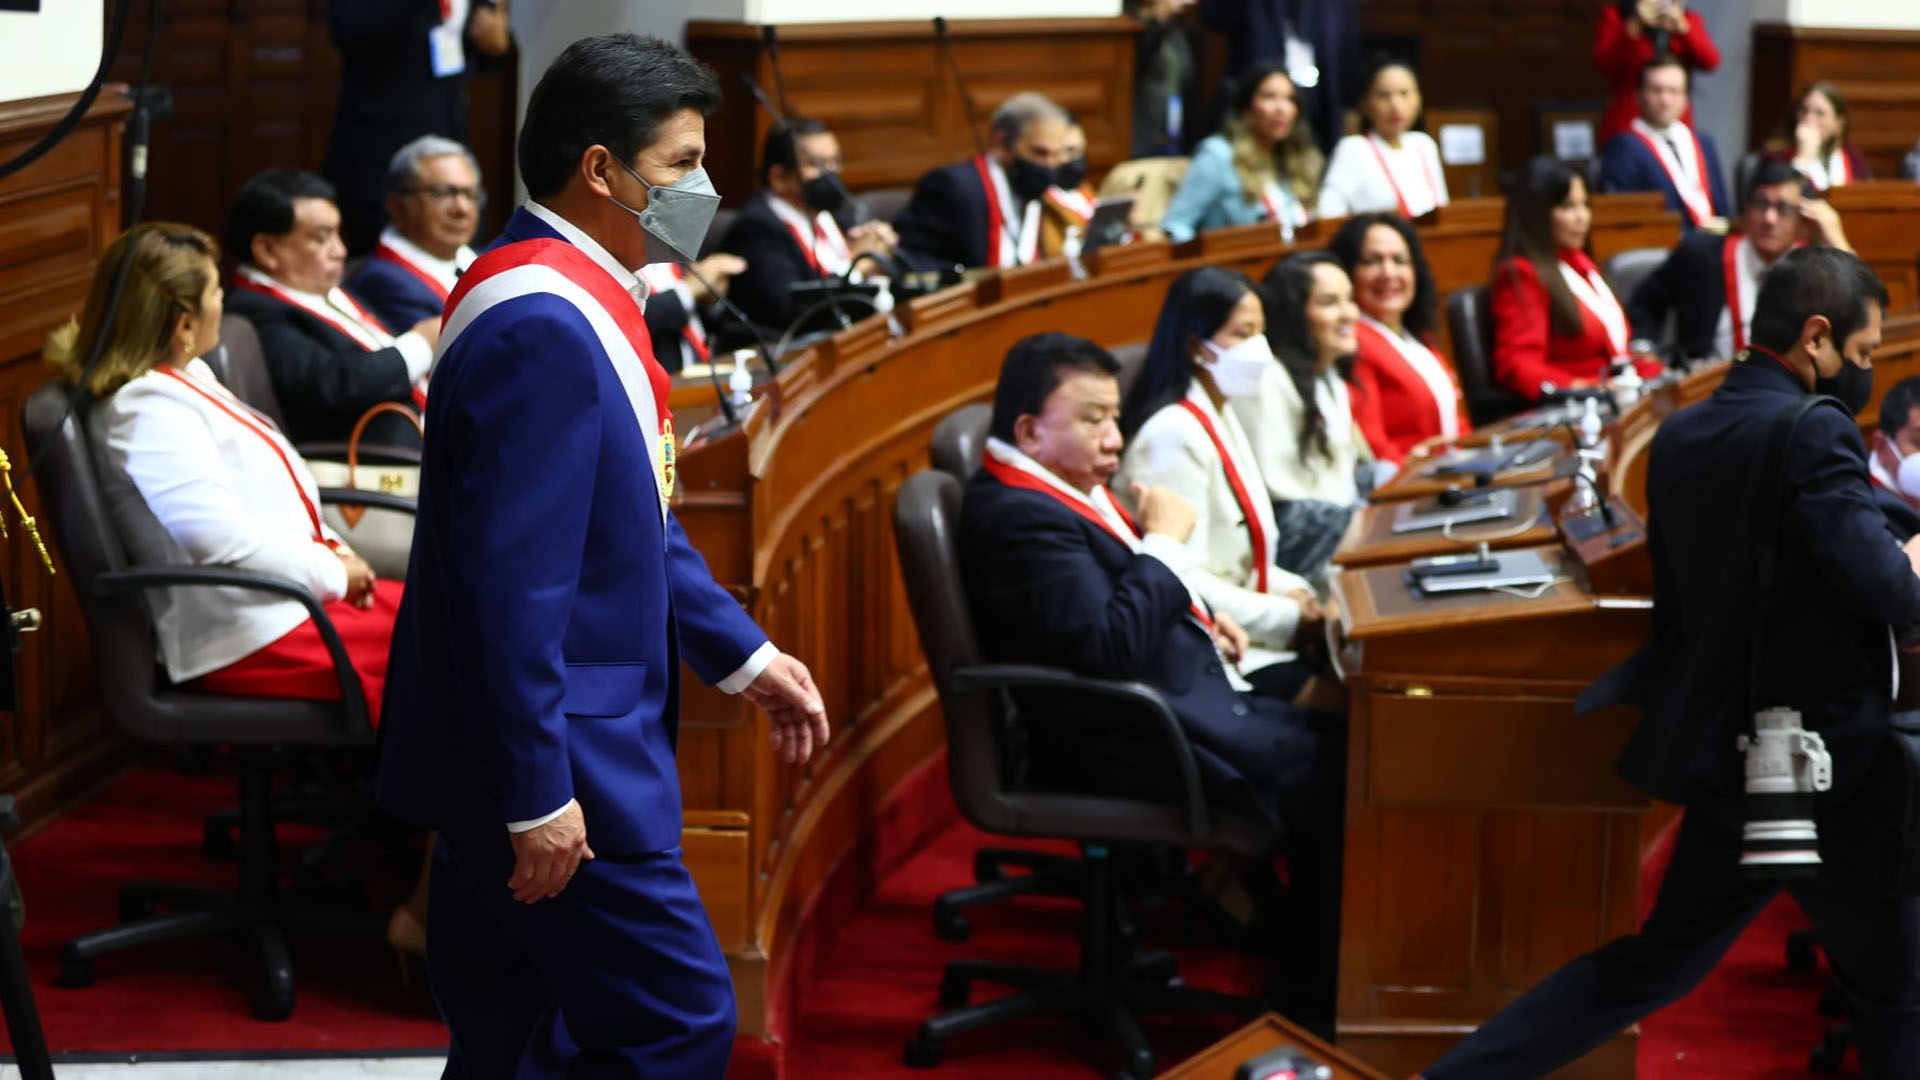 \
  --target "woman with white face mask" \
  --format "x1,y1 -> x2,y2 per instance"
1116,267 -> 1330,702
